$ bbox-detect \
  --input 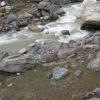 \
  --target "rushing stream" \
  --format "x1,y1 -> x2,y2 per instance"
0,3 -> 89,53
